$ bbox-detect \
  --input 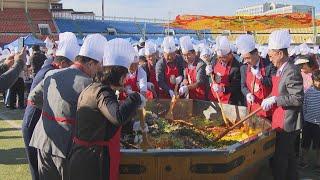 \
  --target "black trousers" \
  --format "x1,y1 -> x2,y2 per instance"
9,77 -> 25,108
272,130 -> 300,180
37,150 -> 68,180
